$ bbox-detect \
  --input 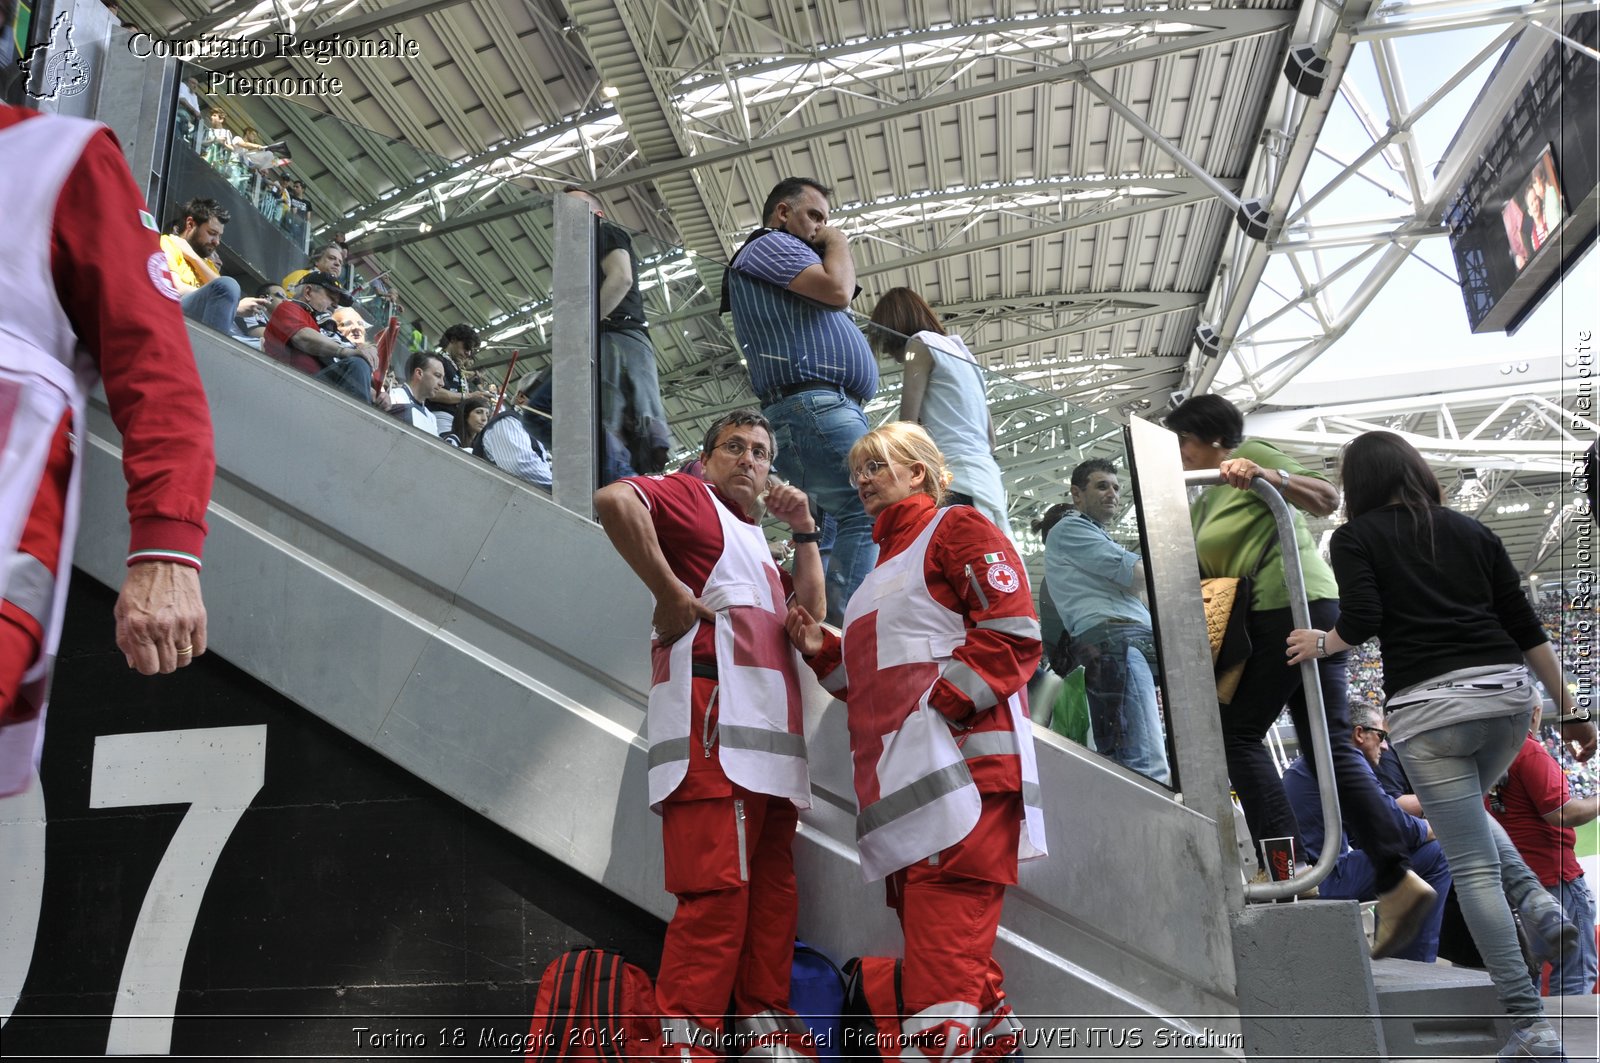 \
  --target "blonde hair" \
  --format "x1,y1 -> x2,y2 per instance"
848,422 -> 953,503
